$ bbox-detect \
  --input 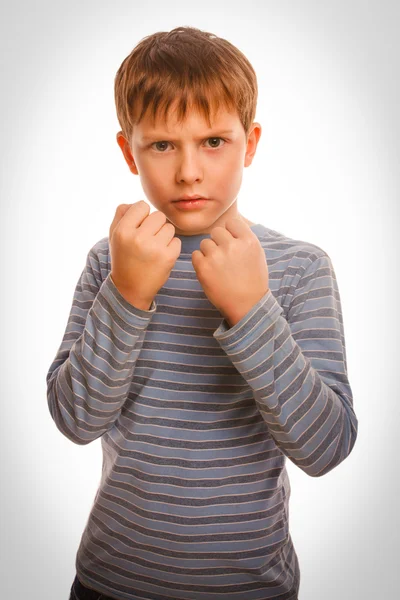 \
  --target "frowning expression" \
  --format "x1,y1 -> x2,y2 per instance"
116,102 -> 261,235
